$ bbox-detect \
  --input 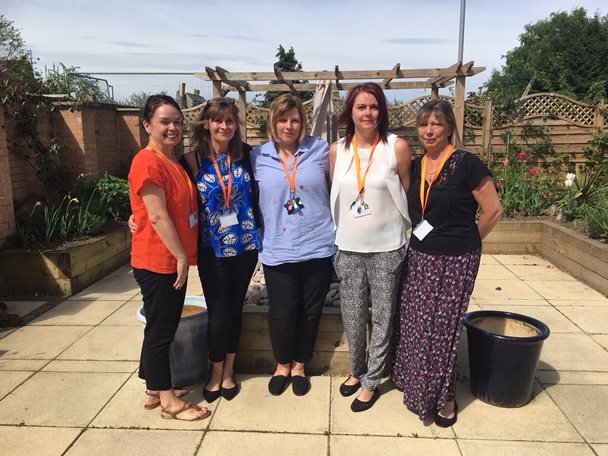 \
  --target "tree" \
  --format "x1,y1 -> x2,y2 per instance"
257,45 -> 314,107
484,8 -> 608,103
